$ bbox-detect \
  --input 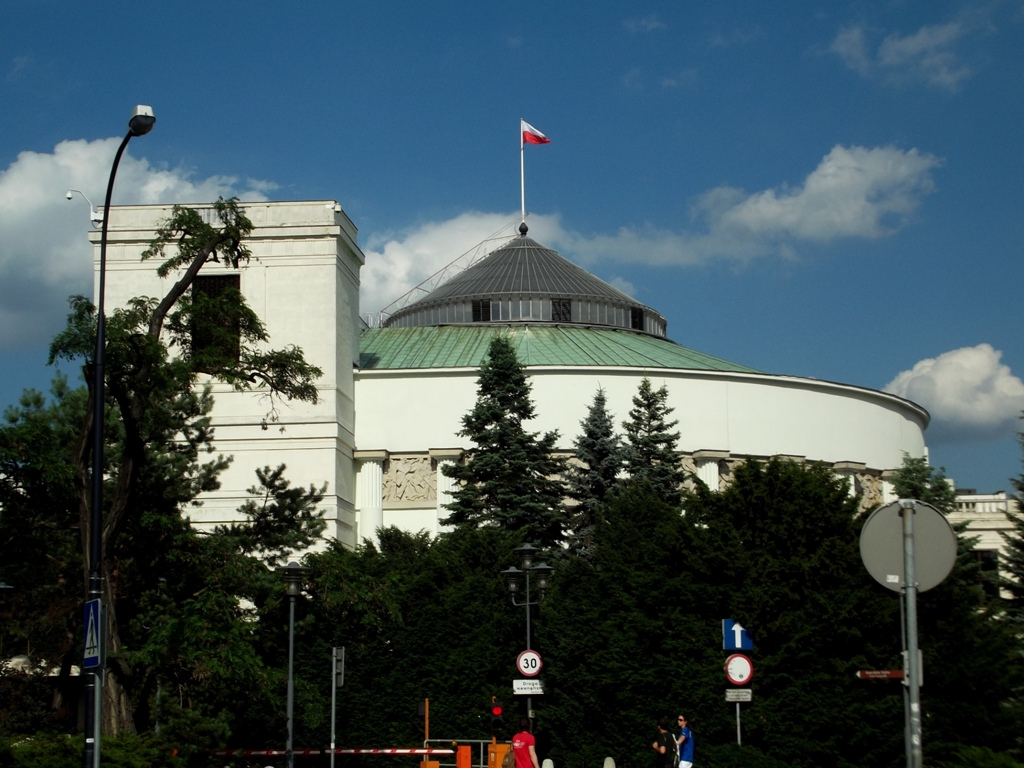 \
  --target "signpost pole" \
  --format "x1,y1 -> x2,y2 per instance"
736,703 -> 741,746
330,647 -> 343,768
900,501 -> 923,768
900,594 -> 911,768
